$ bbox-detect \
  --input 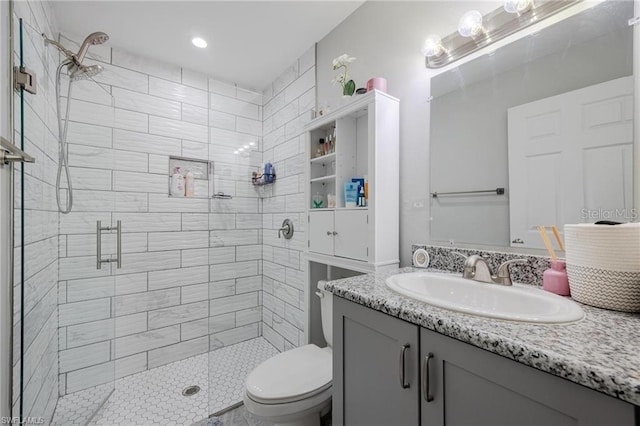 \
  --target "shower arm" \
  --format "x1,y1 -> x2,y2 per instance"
42,34 -> 80,65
